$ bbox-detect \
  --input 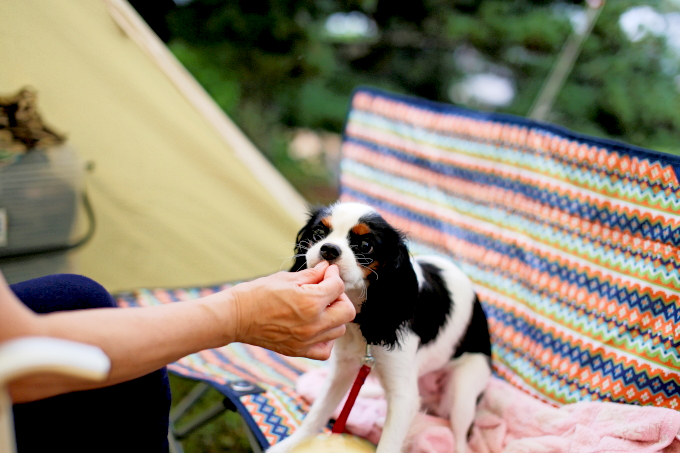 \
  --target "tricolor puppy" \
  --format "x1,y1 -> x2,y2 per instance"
269,202 -> 491,453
